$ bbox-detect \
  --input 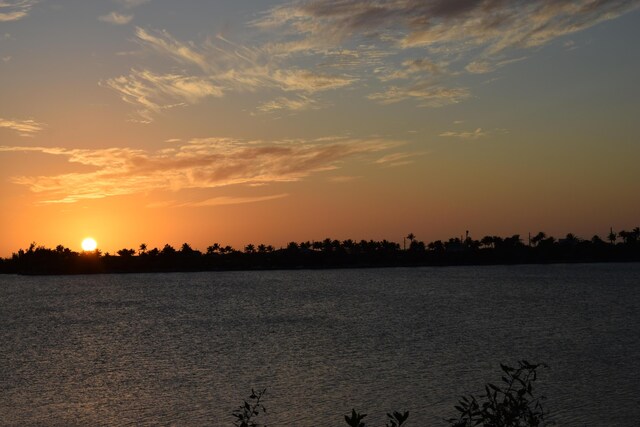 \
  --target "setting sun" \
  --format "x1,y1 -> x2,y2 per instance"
81,238 -> 97,252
